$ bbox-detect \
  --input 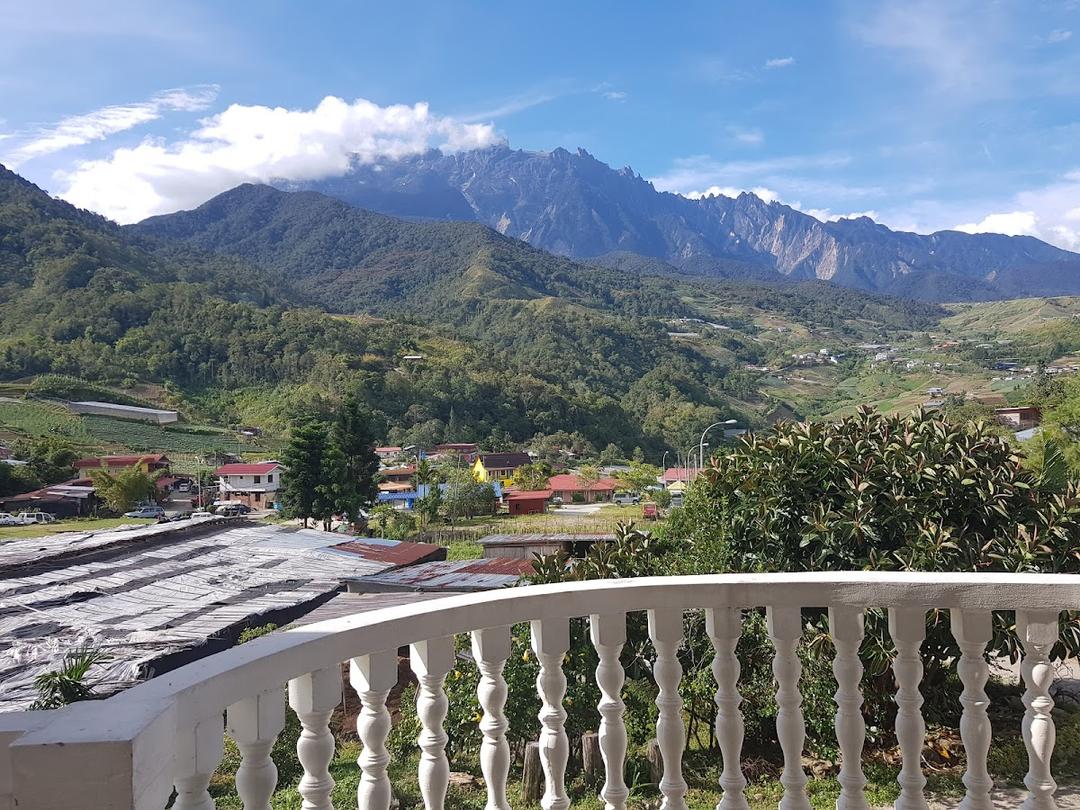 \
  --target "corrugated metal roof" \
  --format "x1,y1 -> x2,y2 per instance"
350,557 -> 534,592
477,533 -> 615,546
0,520 -> 441,711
